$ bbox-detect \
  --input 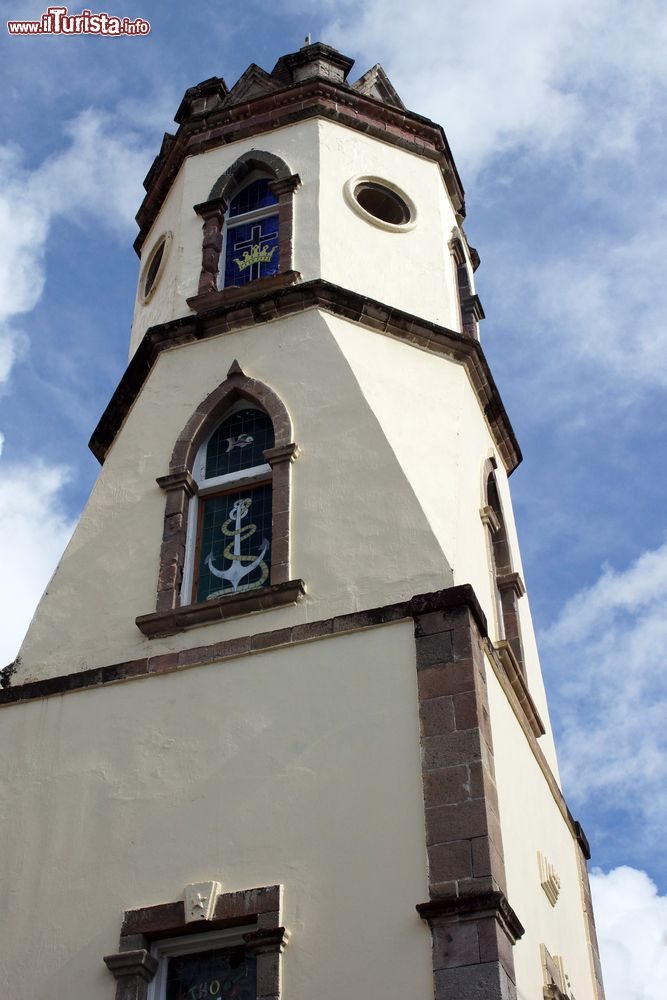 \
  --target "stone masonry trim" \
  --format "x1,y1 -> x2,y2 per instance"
134,76 -> 465,255
89,279 -> 522,474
